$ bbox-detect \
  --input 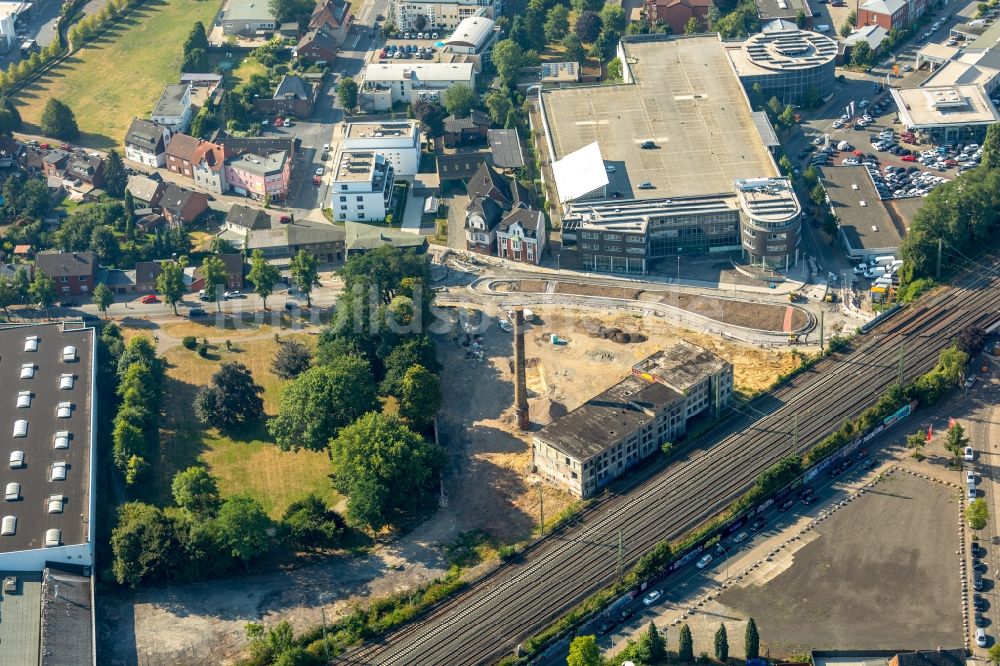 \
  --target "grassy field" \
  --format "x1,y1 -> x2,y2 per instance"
14,0 -> 220,149
144,330 -> 340,519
